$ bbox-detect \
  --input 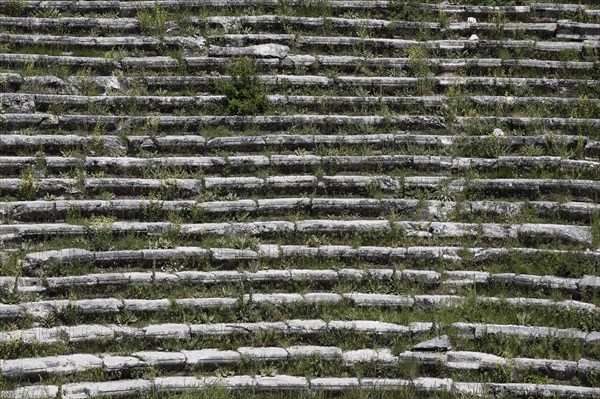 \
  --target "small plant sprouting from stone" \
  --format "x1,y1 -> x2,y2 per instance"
228,236 -> 261,251
141,194 -> 164,222
592,212 -> 600,249
115,306 -> 138,325
516,311 -> 532,326
259,366 -> 278,377
216,58 -> 269,116
33,6 -> 60,18
408,46 -> 430,78
432,185 -> 455,203
137,3 -> 169,36
149,236 -> 174,250
88,215 -> 117,251
215,367 -> 235,378
18,167 -> 38,201
6,0 -> 25,16
408,46 -> 434,95
161,260 -> 184,274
